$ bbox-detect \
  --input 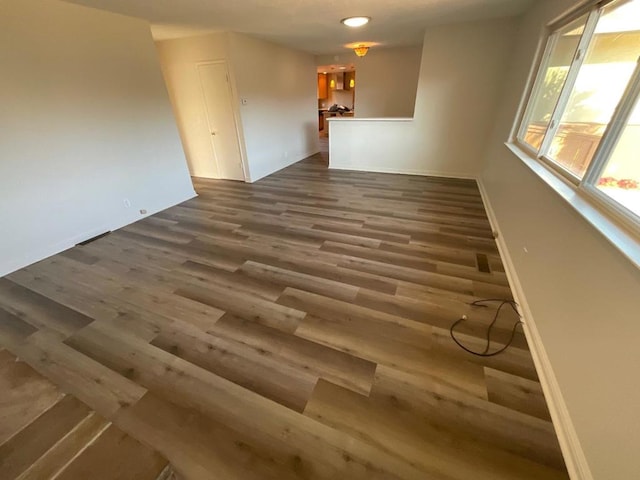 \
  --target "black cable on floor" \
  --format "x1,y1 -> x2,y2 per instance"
450,299 -> 523,357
